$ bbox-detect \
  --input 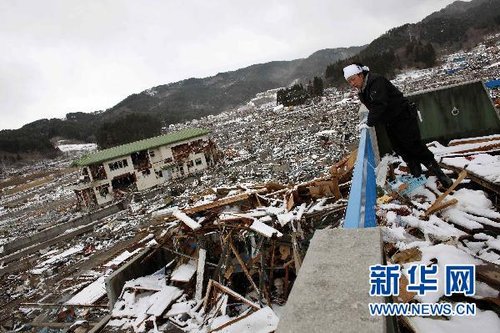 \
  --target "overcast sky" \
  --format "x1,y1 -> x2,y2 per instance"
0,0 -> 465,130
